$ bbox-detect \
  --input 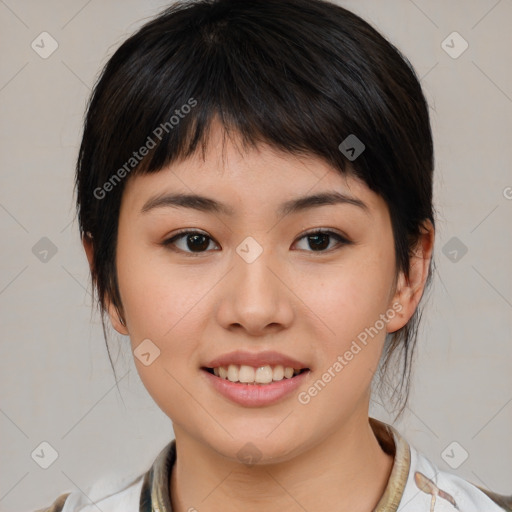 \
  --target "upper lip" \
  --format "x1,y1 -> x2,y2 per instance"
203,350 -> 310,370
